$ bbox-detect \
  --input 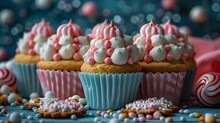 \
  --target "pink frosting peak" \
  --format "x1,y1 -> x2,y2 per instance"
31,18 -> 55,37
140,20 -> 165,37
98,20 -> 124,40
91,19 -> 108,38
57,20 -> 83,38
162,20 -> 181,38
